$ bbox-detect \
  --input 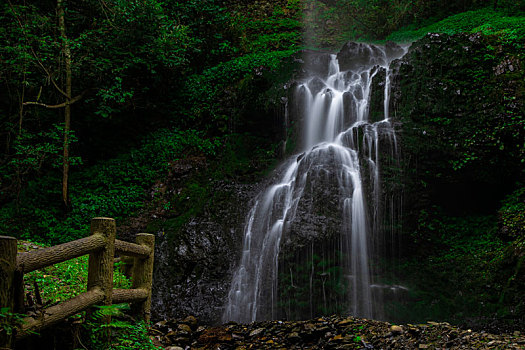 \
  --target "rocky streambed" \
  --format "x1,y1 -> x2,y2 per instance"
150,315 -> 525,349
